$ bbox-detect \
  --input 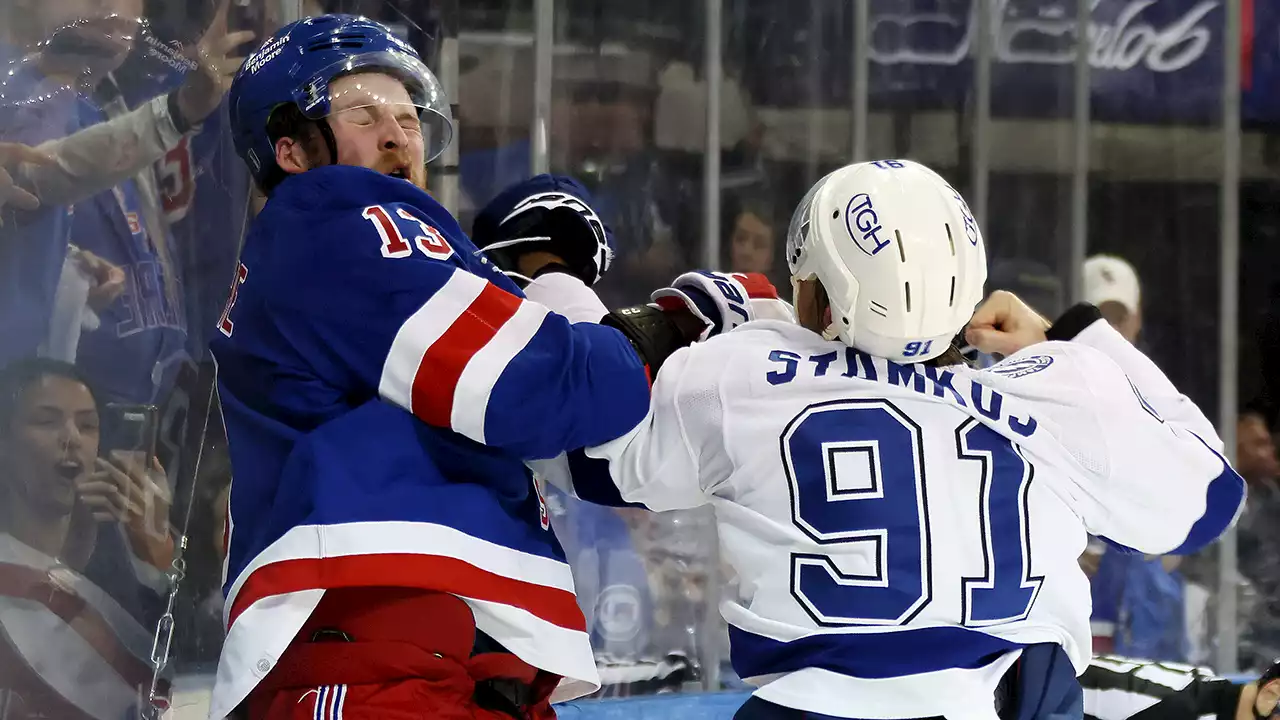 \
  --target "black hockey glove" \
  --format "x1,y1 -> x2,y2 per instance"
602,304 -> 706,379
472,174 -> 614,287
